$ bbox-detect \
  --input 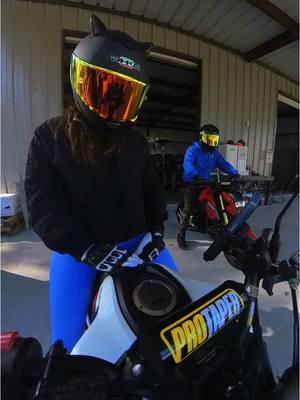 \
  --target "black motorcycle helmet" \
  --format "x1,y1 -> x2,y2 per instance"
70,15 -> 152,129
199,124 -> 220,151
